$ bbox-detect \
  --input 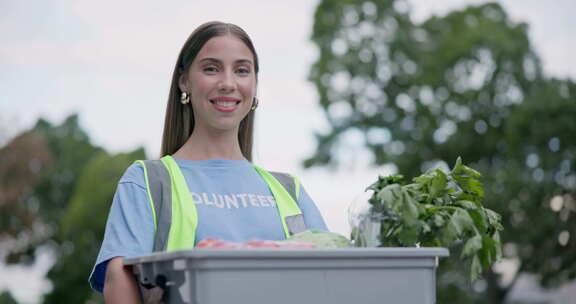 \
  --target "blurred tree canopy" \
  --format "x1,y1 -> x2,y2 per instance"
306,0 -> 575,303
0,291 -> 19,304
0,115 -> 145,303
44,149 -> 144,304
1,115 -> 100,264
